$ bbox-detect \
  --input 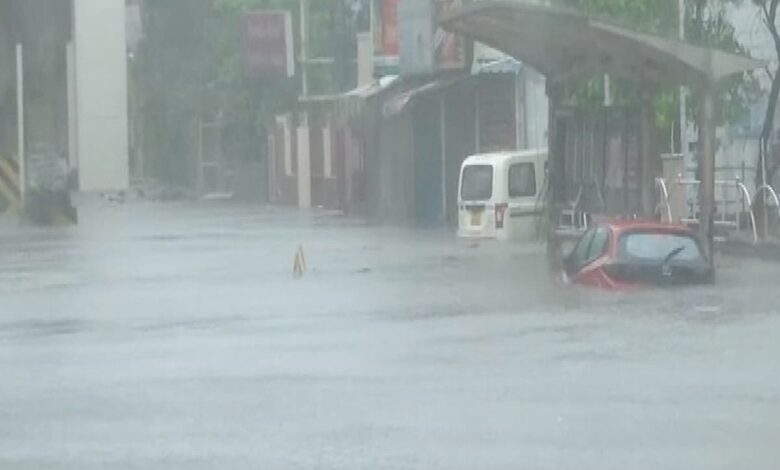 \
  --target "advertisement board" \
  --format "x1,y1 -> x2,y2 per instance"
375,0 -> 399,56
398,0 -> 470,76
433,0 -> 469,71
242,11 -> 295,78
